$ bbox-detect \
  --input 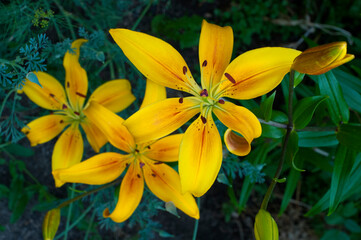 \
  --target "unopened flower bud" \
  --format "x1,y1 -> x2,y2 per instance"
292,42 -> 354,75
42,208 -> 61,240
254,209 -> 279,240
